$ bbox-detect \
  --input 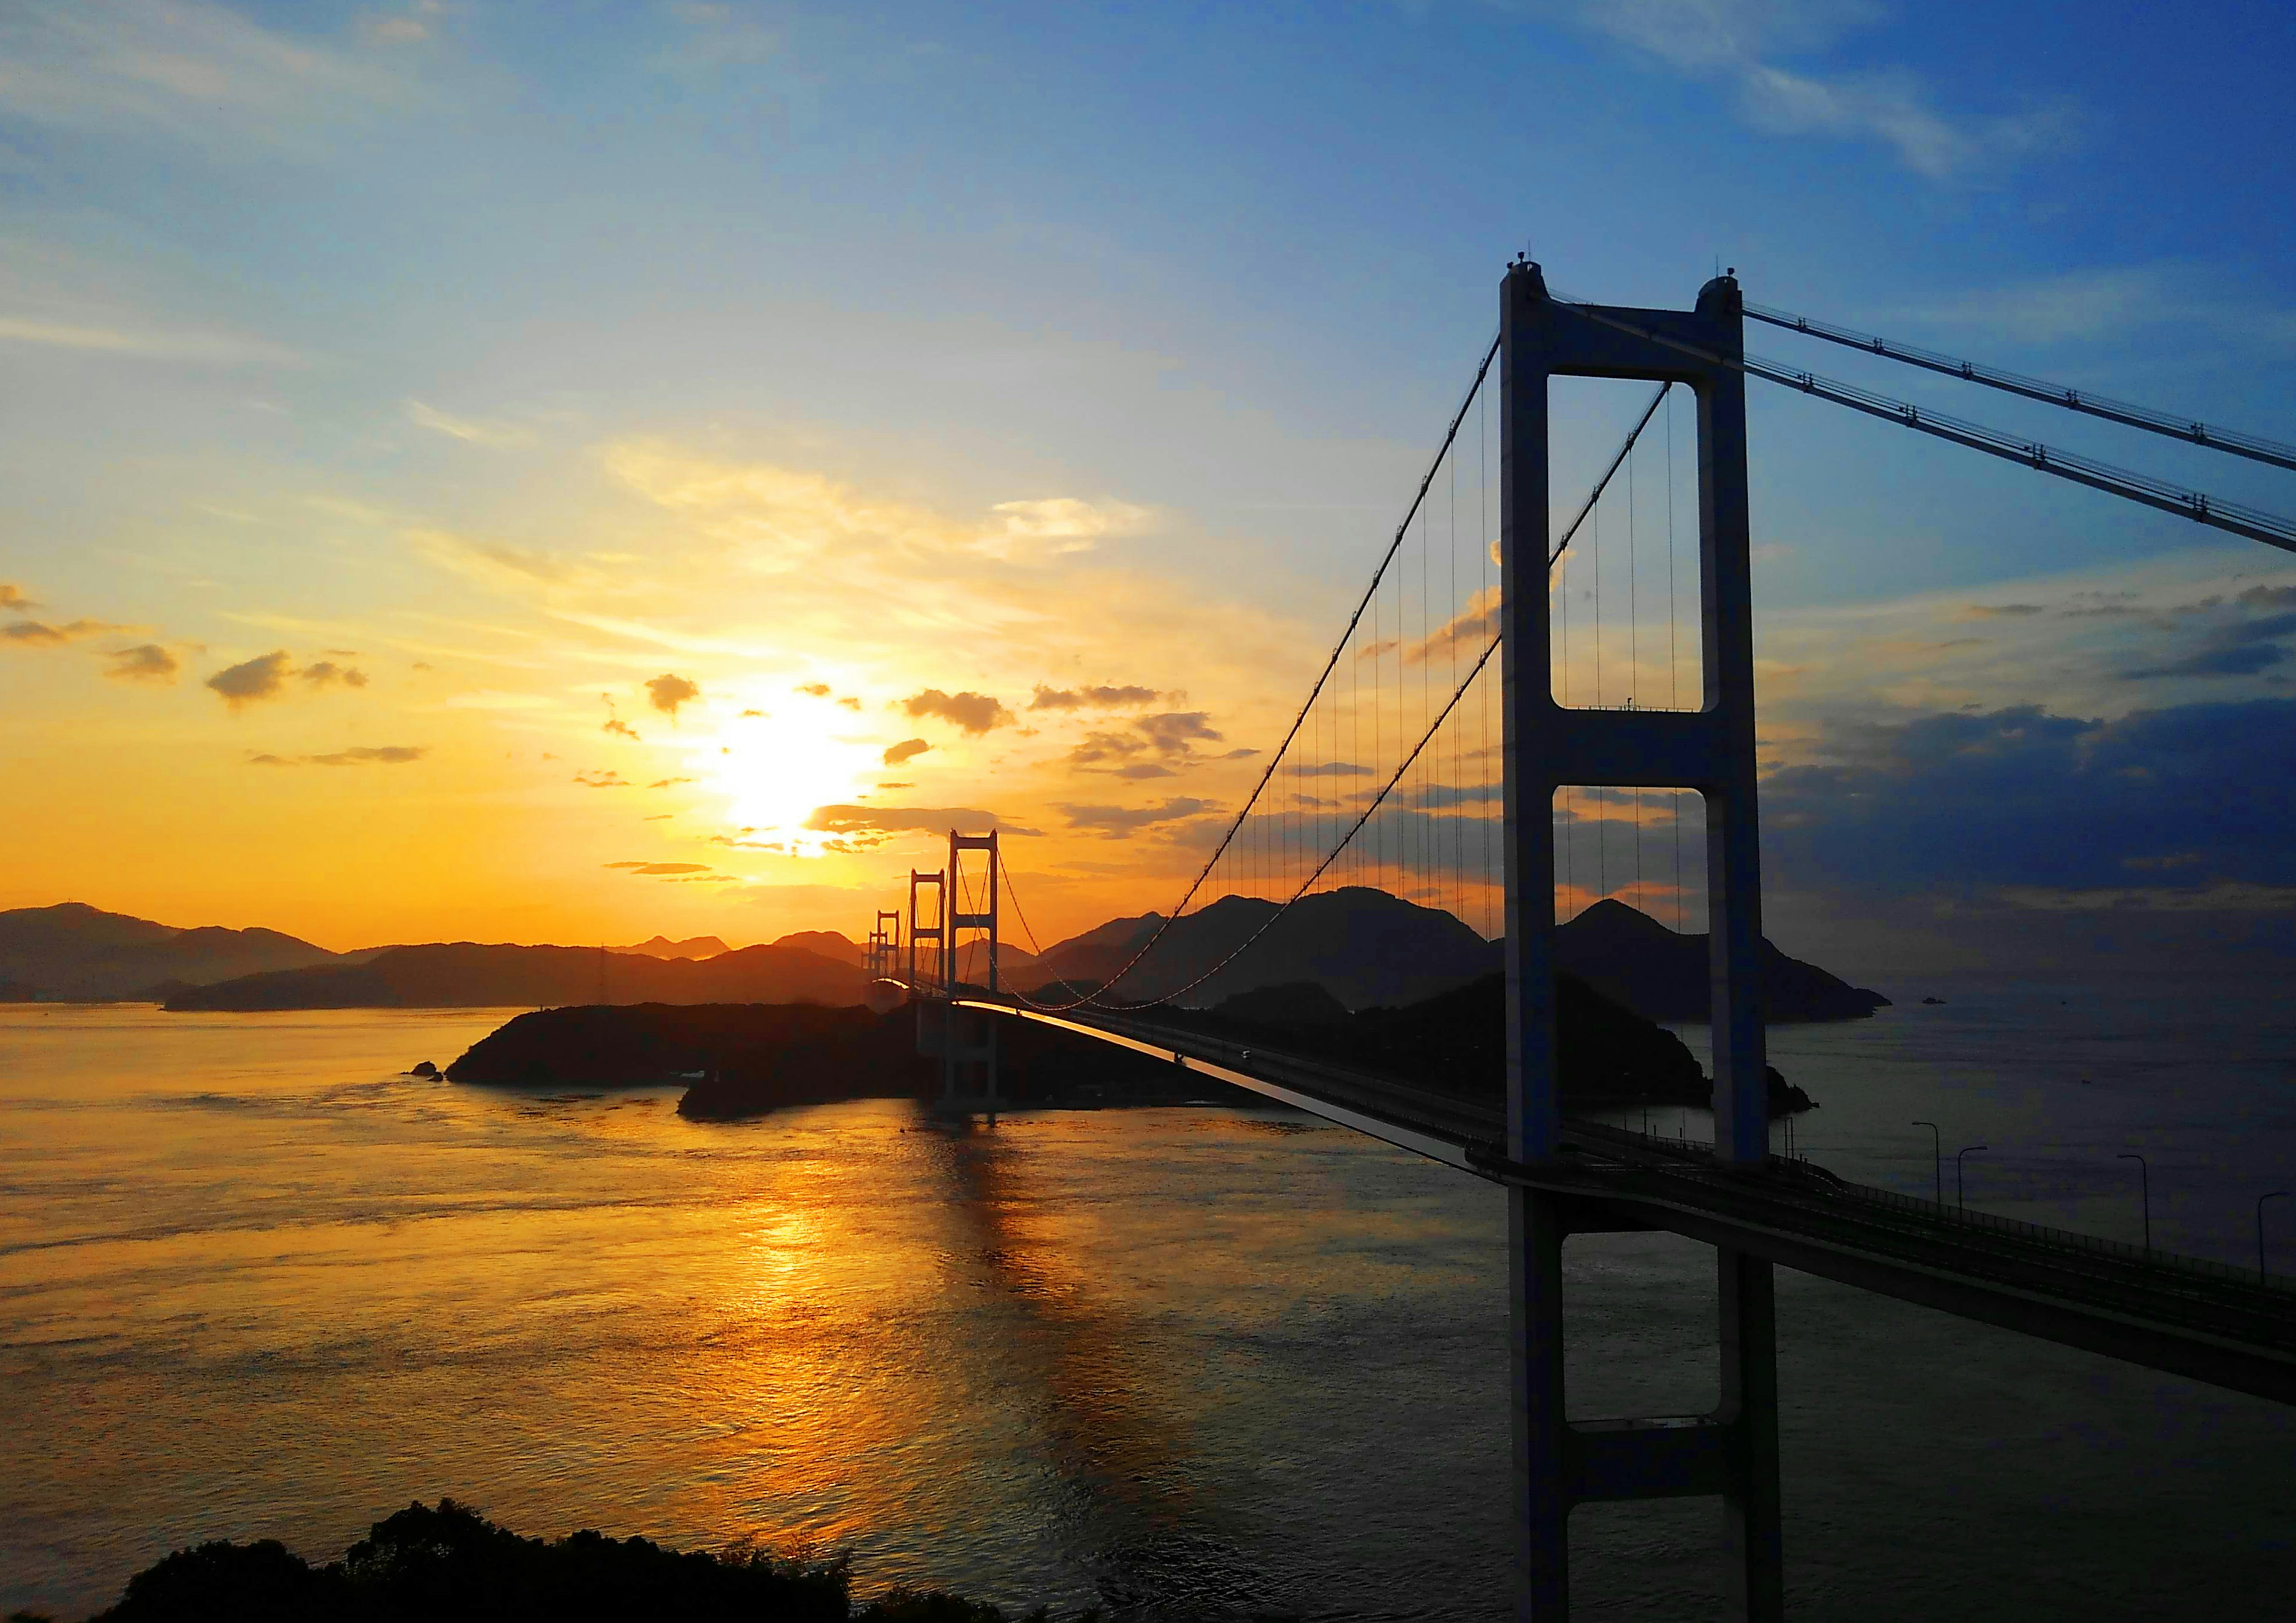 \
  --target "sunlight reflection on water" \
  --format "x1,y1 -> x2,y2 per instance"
3,1001 -> 2292,1621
